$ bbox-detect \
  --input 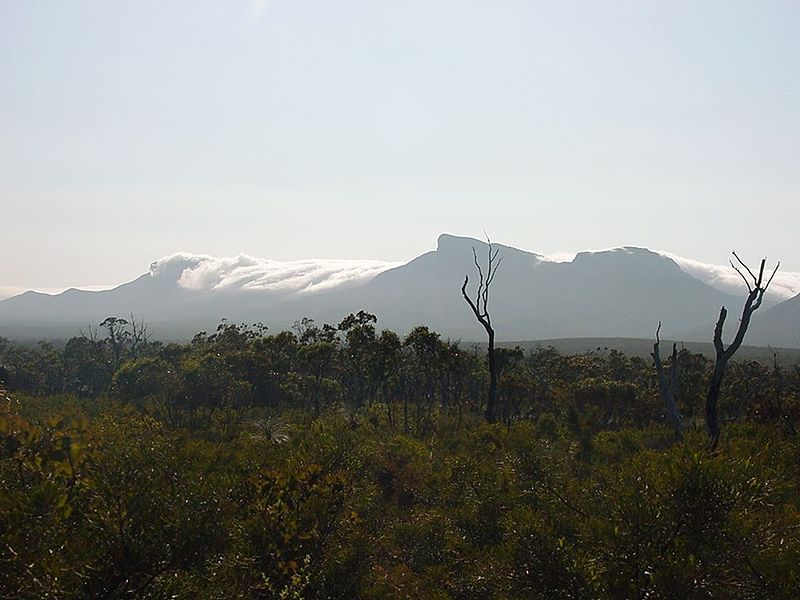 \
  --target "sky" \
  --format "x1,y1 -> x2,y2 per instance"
1,0 -> 799,298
